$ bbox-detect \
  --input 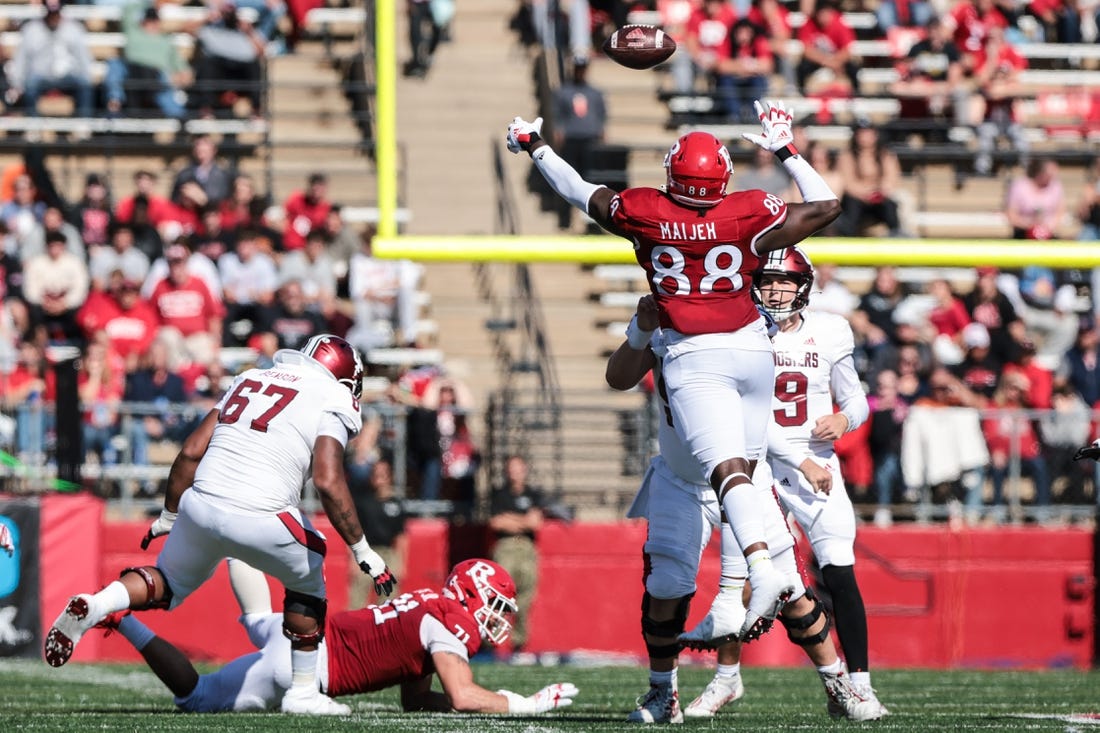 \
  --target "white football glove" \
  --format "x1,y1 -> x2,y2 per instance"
0,523 -> 12,557
352,541 -> 397,597
140,509 -> 177,550
741,99 -> 795,153
506,115 -> 544,155
497,683 -> 579,714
